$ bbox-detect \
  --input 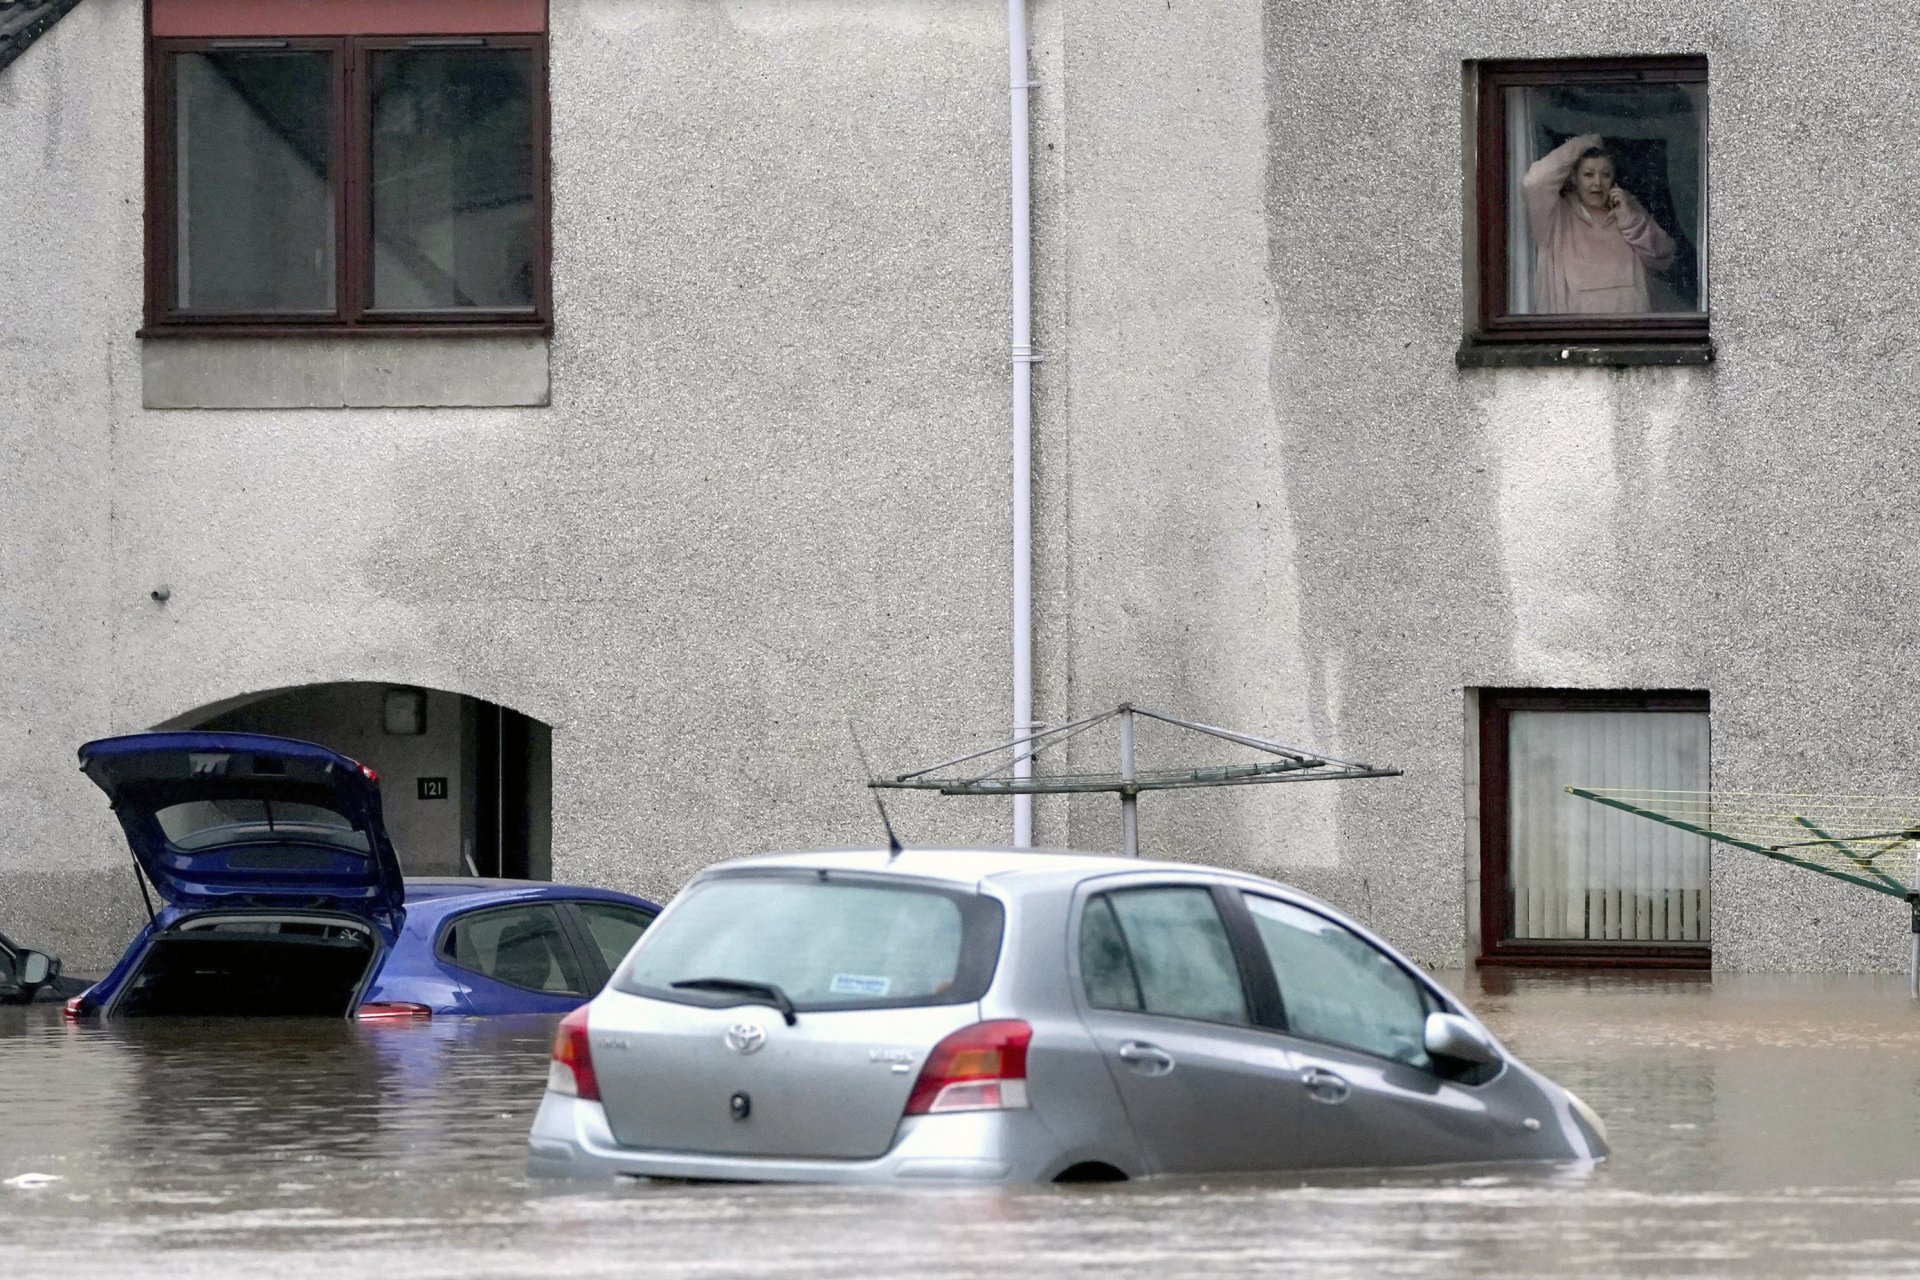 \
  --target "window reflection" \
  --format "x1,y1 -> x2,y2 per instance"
174,51 -> 335,313
574,902 -> 655,973
443,905 -> 585,995
1093,888 -> 1250,1025
1244,896 -> 1431,1068
369,49 -> 536,312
